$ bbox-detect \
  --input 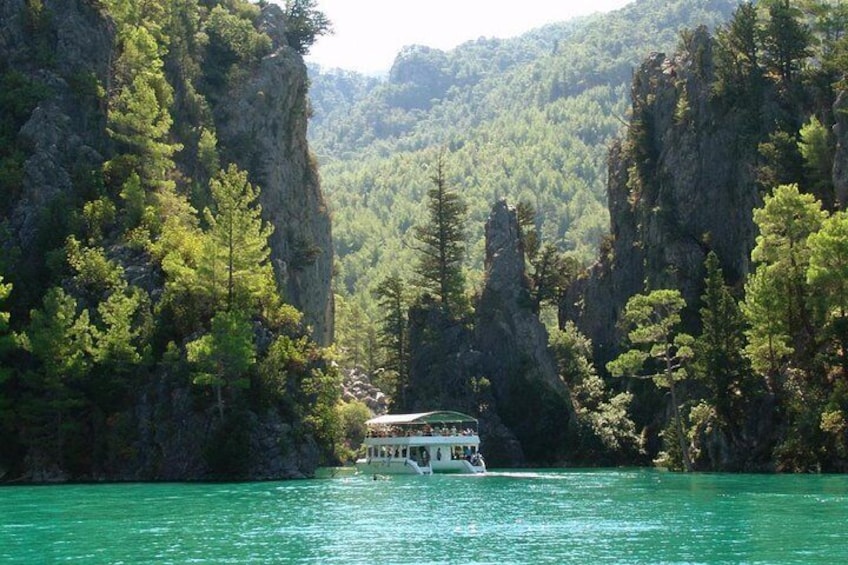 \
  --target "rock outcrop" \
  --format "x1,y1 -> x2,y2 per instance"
4,0 -> 111,251
0,1 -> 334,482
475,200 -> 576,464
405,200 -> 576,466
564,28 -> 763,365
217,3 -> 334,346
